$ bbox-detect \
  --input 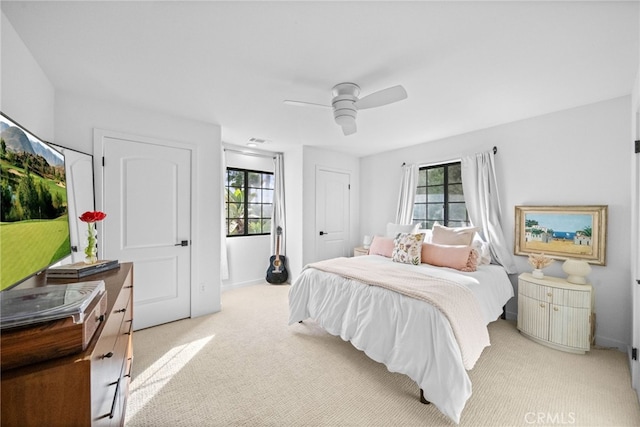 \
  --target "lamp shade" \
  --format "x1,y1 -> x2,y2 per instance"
562,259 -> 592,285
